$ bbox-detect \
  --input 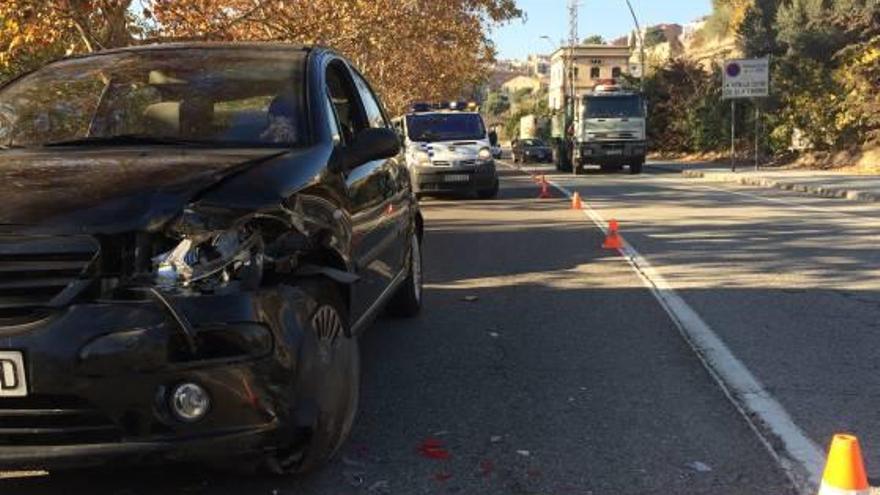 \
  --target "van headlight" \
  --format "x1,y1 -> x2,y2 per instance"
478,148 -> 492,161
152,222 -> 263,290
414,150 -> 431,166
